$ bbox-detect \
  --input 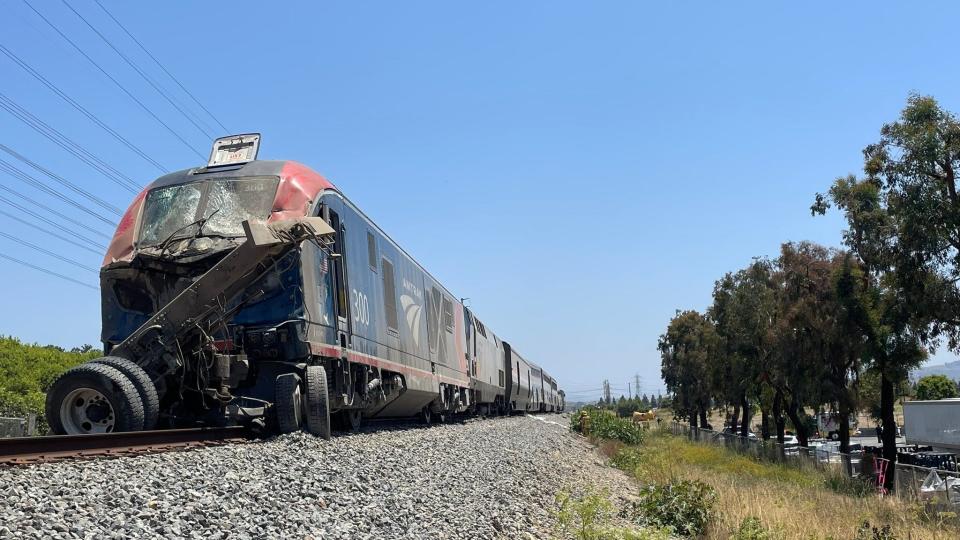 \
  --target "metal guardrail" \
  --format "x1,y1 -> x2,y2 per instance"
669,421 -> 959,504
